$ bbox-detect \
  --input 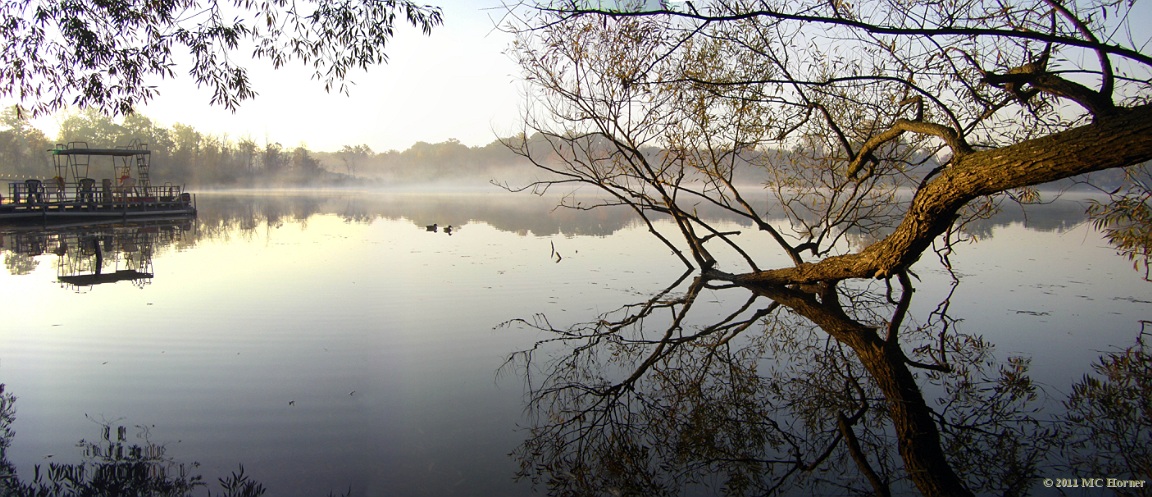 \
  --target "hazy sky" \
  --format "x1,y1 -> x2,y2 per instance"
7,0 -> 1151,154
23,1 -> 524,154
153,1 -> 522,153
